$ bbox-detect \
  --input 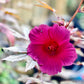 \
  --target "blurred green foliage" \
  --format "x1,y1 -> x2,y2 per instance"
0,48 -> 4,57
0,70 -> 19,84
0,56 -> 19,84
